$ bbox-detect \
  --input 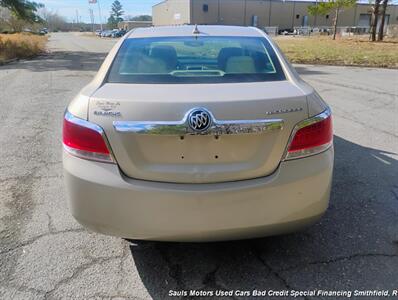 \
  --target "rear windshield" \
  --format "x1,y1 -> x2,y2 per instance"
107,36 -> 286,84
